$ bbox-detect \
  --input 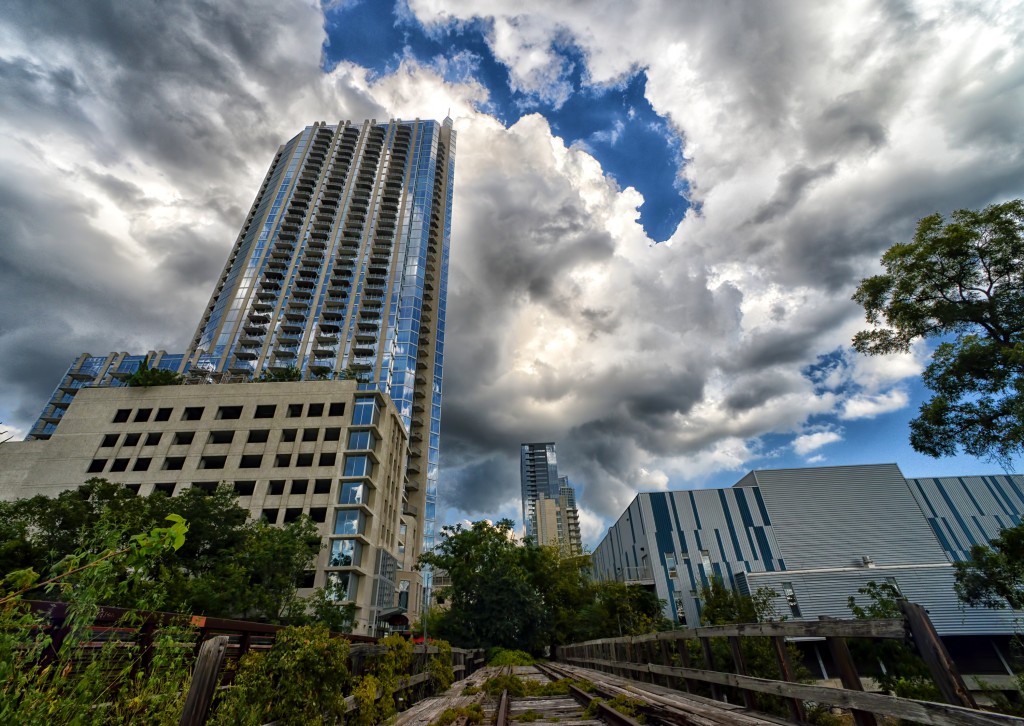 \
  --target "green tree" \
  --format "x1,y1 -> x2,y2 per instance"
126,358 -> 182,386
419,519 -> 546,651
852,199 -> 1024,463
0,480 -> 325,624
697,576 -> 777,625
954,521 -> 1024,610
